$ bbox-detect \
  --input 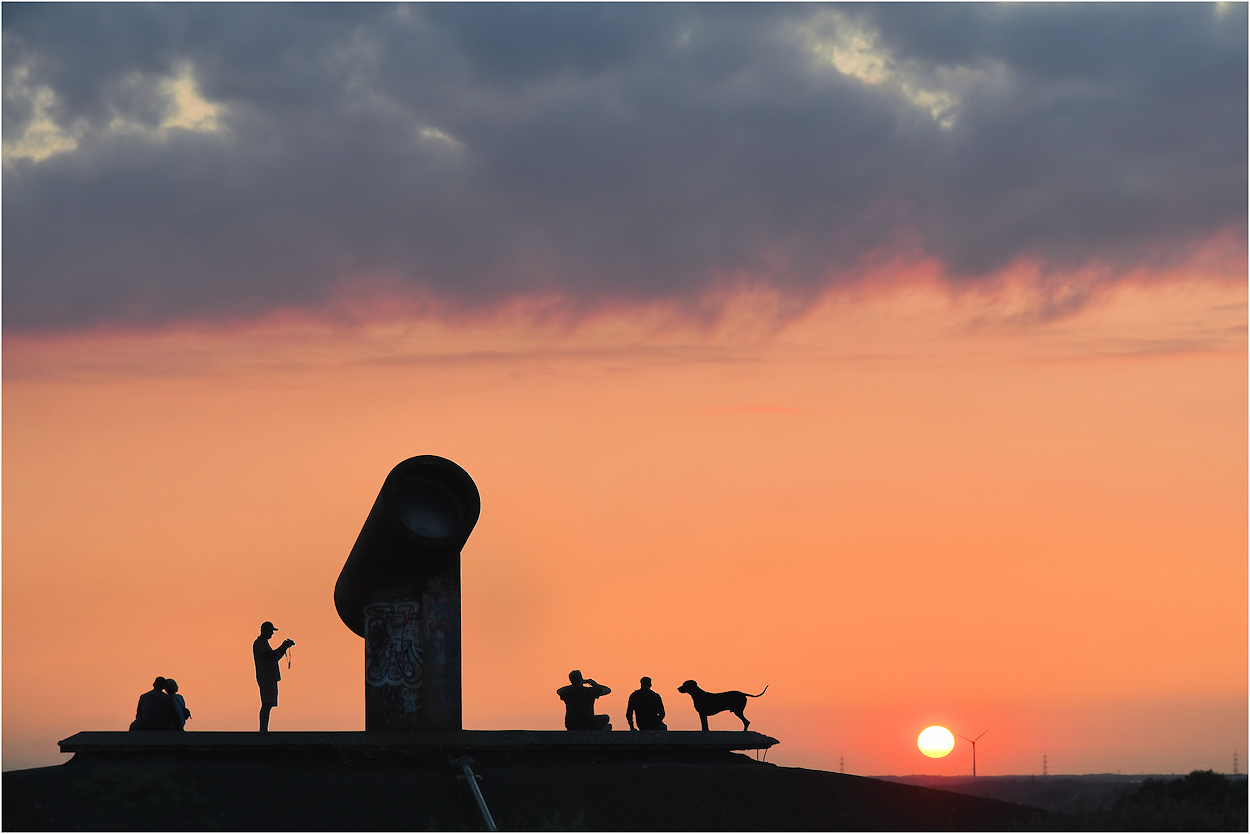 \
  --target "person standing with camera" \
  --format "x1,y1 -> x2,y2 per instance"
253,621 -> 294,732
